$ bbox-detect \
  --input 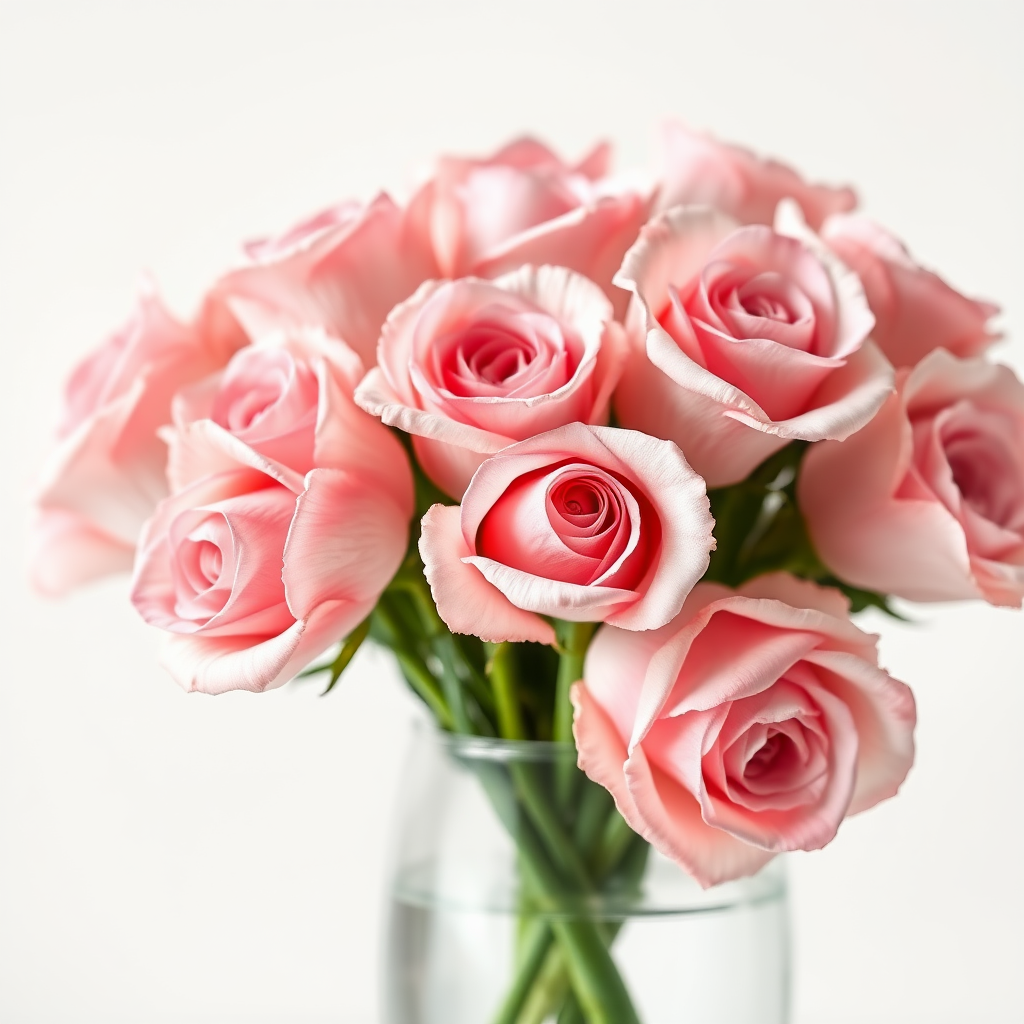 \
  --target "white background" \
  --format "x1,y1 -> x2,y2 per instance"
1,2 -> 1022,1021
